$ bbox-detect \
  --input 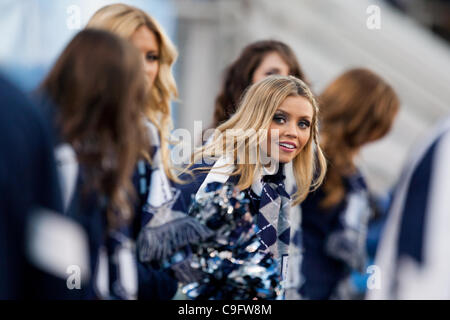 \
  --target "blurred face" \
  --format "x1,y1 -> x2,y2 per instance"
130,25 -> 160,88
252,52 -> 290,84
266,96 -> 313,164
